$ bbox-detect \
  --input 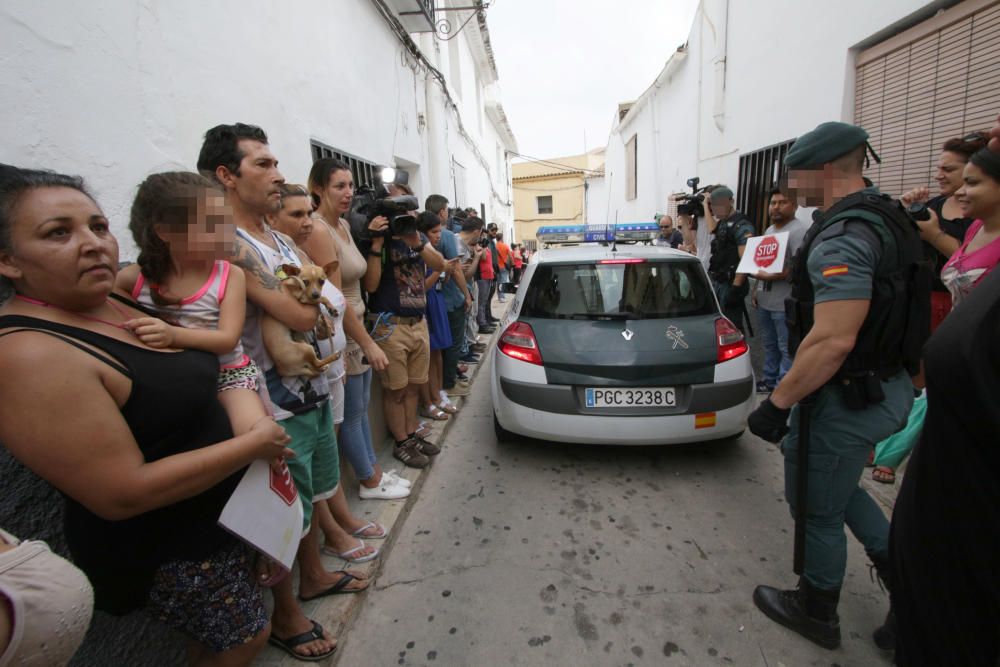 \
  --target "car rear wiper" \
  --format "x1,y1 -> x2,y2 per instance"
570,312 -> 631,320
